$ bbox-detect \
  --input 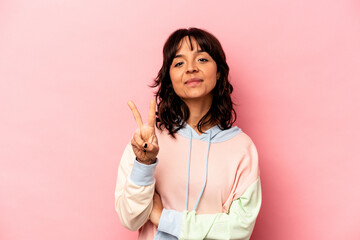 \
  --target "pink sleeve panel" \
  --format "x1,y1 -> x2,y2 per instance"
222,138 -> 260,213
